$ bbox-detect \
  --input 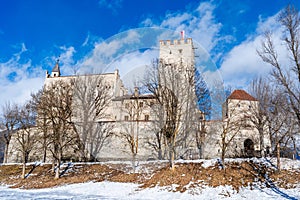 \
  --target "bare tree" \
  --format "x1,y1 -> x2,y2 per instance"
194,70 -> 211,159
31,89 -> 51,163
86,122 -> 114,161
248,77 -> 273,157
220,110 -> 240,167
250,77 -> 297,171
257,5 -> 300,125
0,102 -> 20,163
257,5 -> 300,170
145,104 -> 166,160
220,98 -> 251,168
144,61 -> 167,160
72,75 -> 113,161
267,88 -> 296,171
119,89 -> 144,172
145,59 -> 191,170
40,80 -> 75,179
15,101 -> 38,179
